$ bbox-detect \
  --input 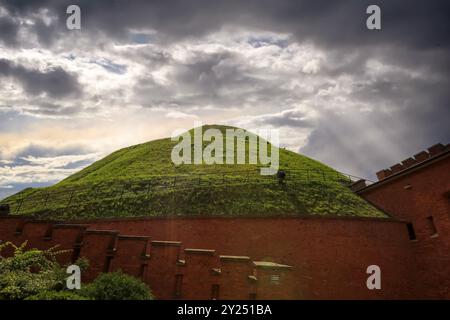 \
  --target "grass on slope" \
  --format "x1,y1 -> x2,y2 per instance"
1,125 -> 386,219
